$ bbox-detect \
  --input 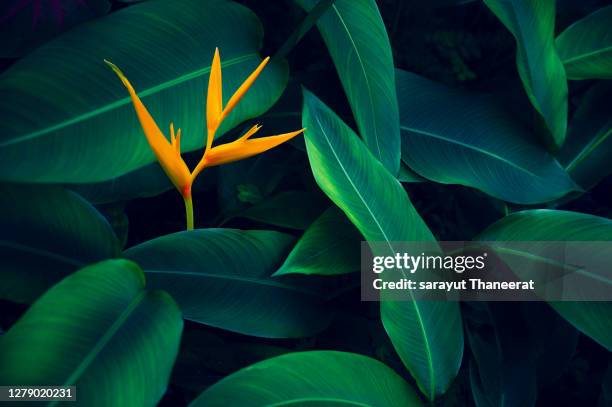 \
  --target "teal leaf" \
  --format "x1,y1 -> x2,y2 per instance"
476,209 -> 612,351
0,184 -> 120,303
294,0 -> 400,173
124,229 -> 332,338
302,88 -> 463,399
0,259 -> 183,406
558,83 -> 612,191
483,0 -> 567,148
274,206 -> 362,276
0,0 -> 288,183
556,5 -> 612,80
397,69 -> 577,204
190,351 -> 424,407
